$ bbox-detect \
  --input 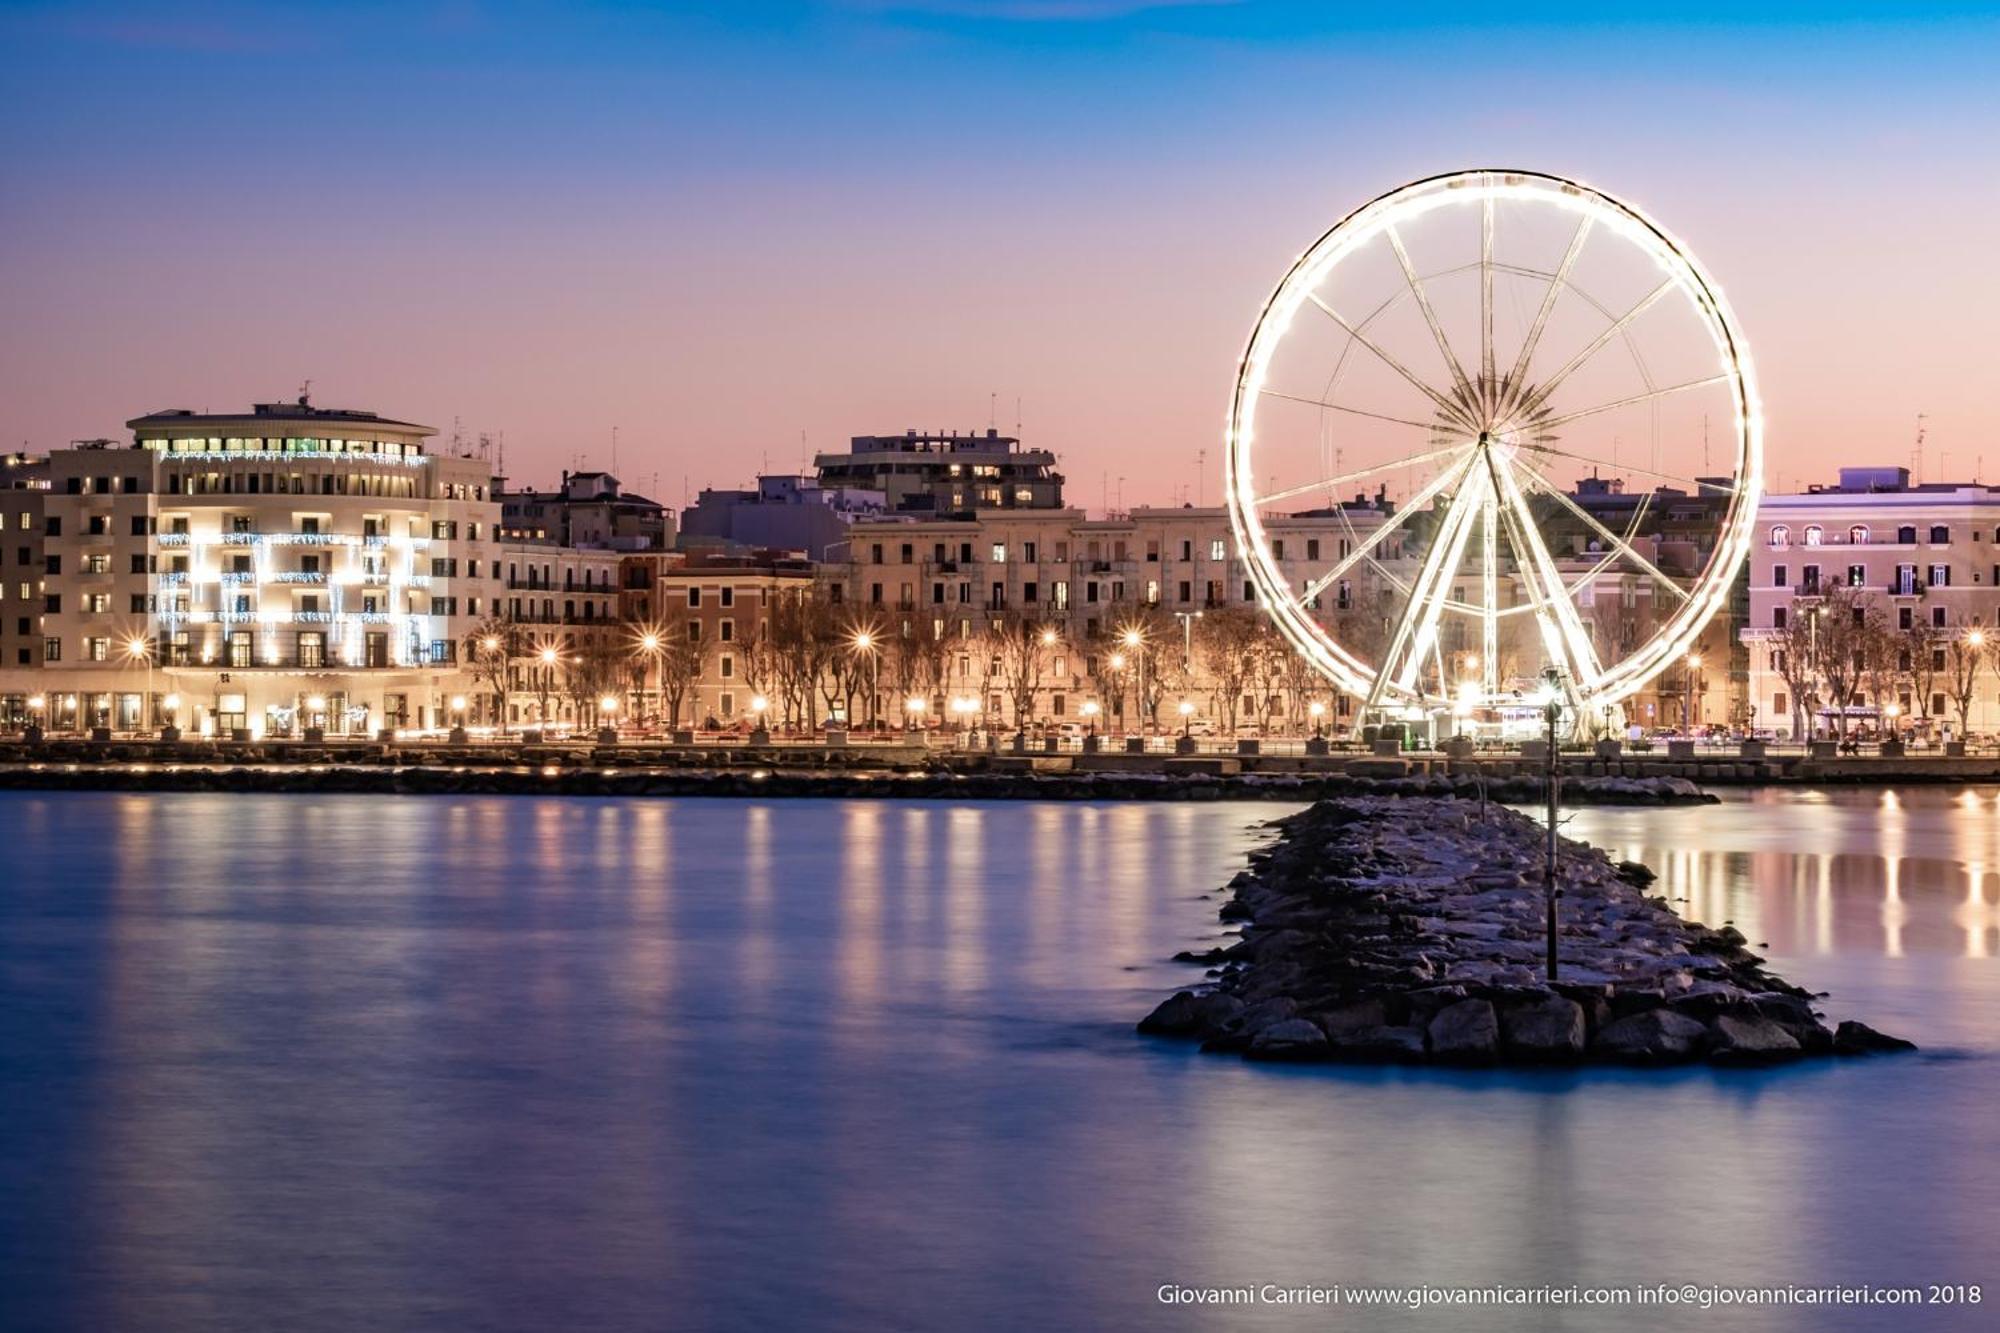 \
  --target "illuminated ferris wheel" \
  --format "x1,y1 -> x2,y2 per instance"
1224,169 -> 1761,730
